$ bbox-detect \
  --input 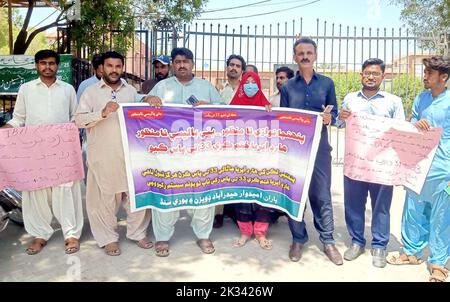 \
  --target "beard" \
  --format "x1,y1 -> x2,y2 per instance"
104,73 -> 121,85
155,73 -> 168,81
